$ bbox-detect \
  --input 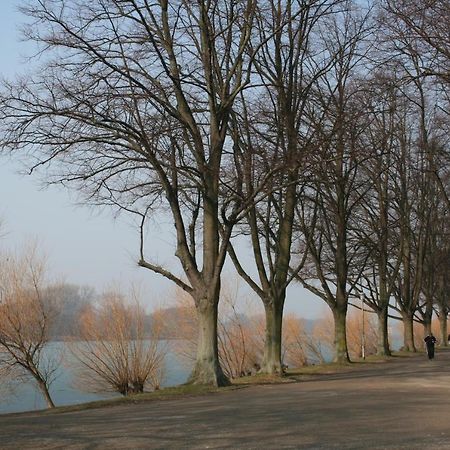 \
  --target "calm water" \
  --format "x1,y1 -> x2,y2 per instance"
1,334 -> 404,415
0,341 -> 191,415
